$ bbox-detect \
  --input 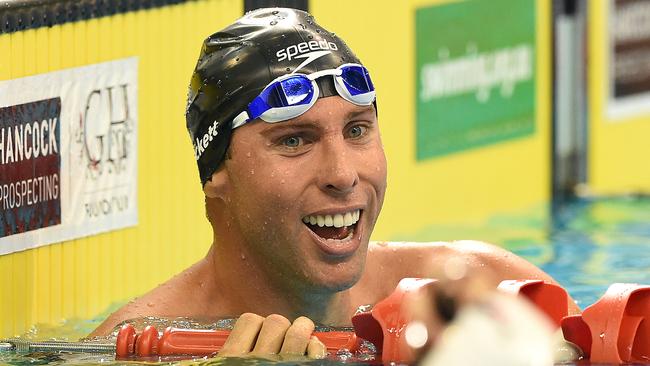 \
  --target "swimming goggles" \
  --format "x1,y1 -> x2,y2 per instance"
231,63 -> 375,129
